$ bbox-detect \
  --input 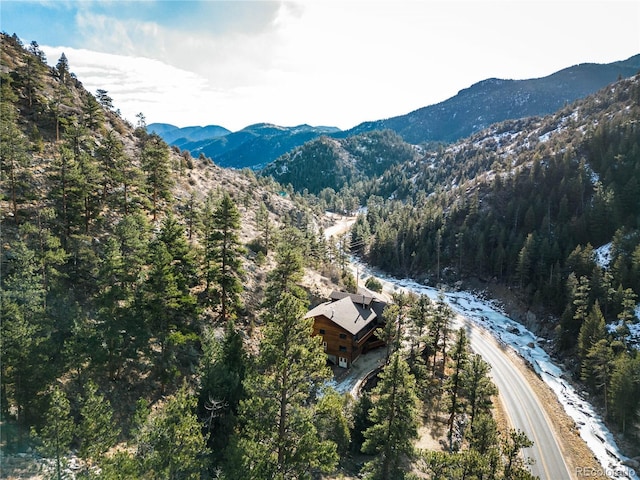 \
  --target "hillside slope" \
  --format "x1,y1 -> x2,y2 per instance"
152,55 -> 640,171
261,129 -> 419,197
0,33 -> 341,465
344,54 -> 640,144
